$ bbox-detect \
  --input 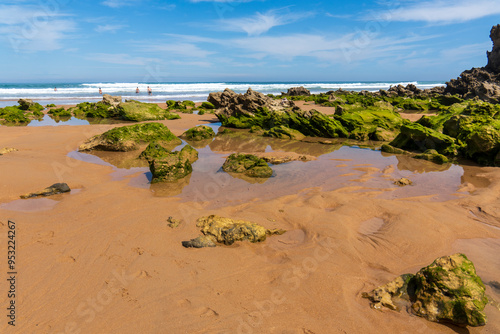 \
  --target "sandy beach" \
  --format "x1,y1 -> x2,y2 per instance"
0,102 -> 499,334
